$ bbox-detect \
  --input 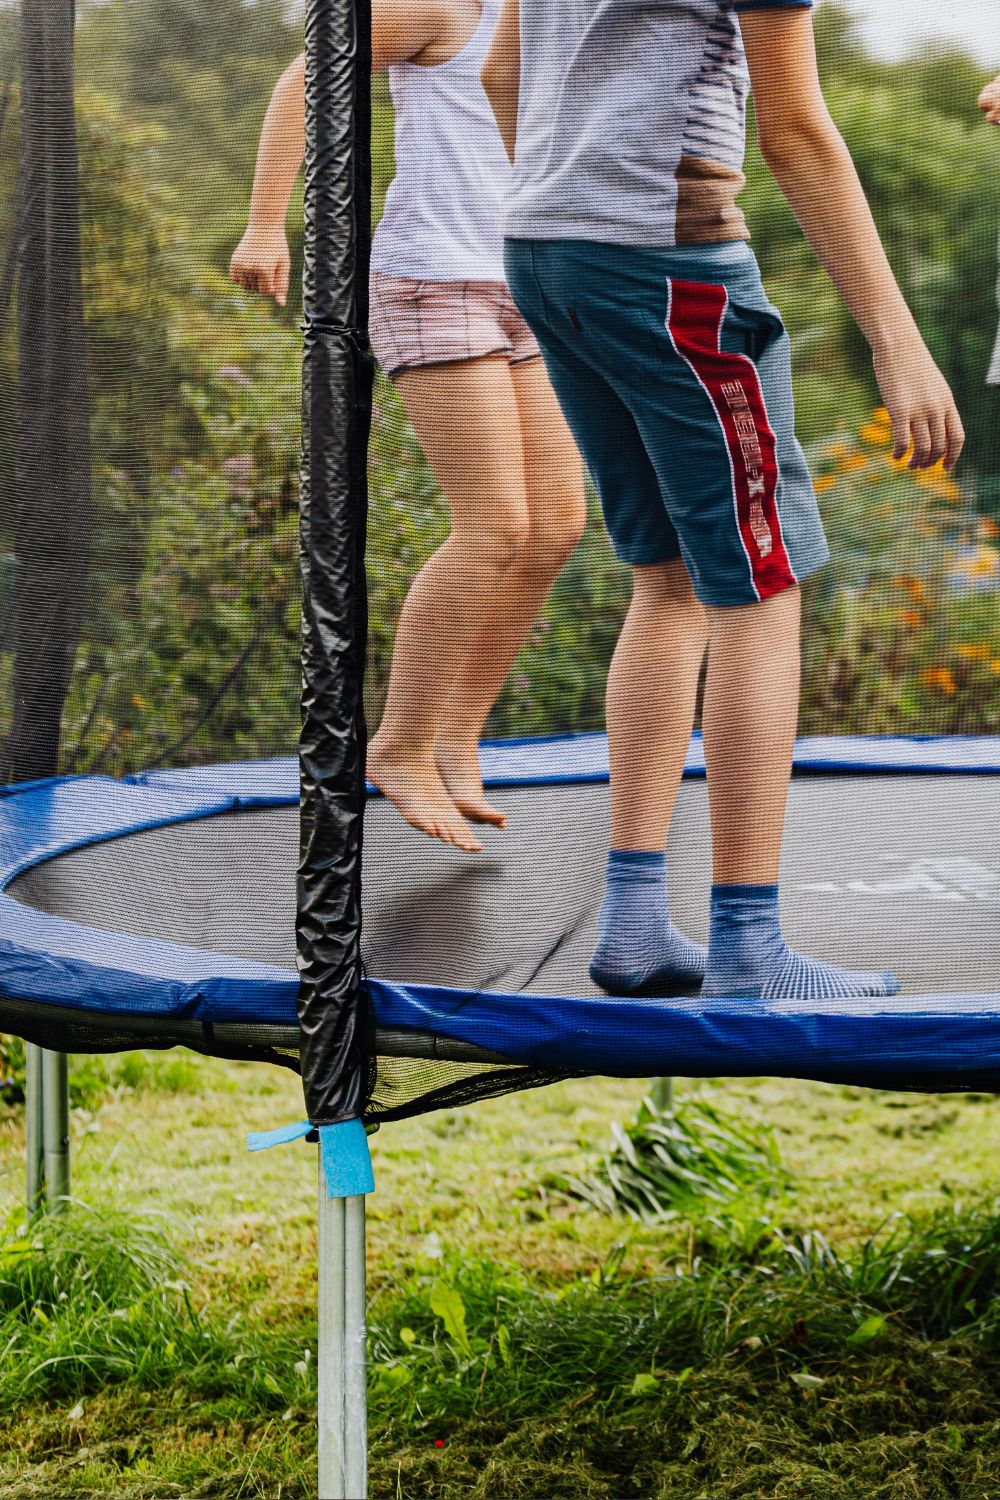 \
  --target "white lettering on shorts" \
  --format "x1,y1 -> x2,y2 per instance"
721,378 -> 772,557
